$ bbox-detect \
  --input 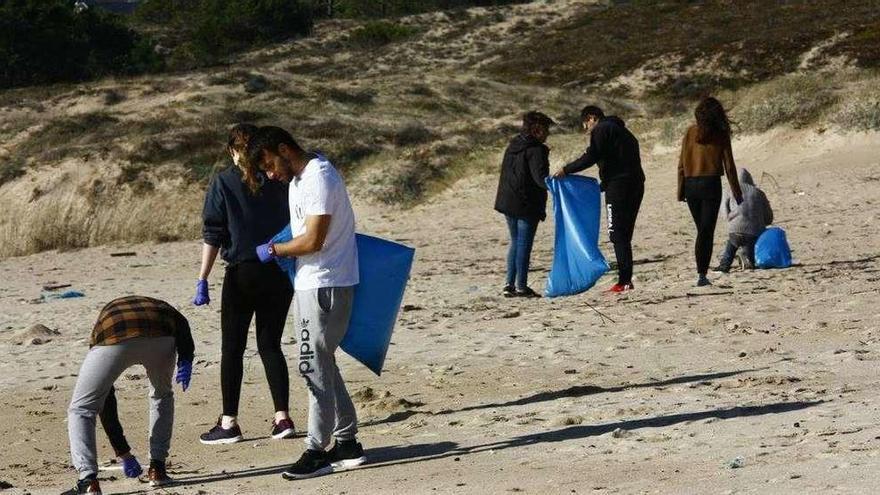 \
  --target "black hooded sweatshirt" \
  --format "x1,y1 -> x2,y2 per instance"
562,116 -> 645,190
494,134 -> 550,222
